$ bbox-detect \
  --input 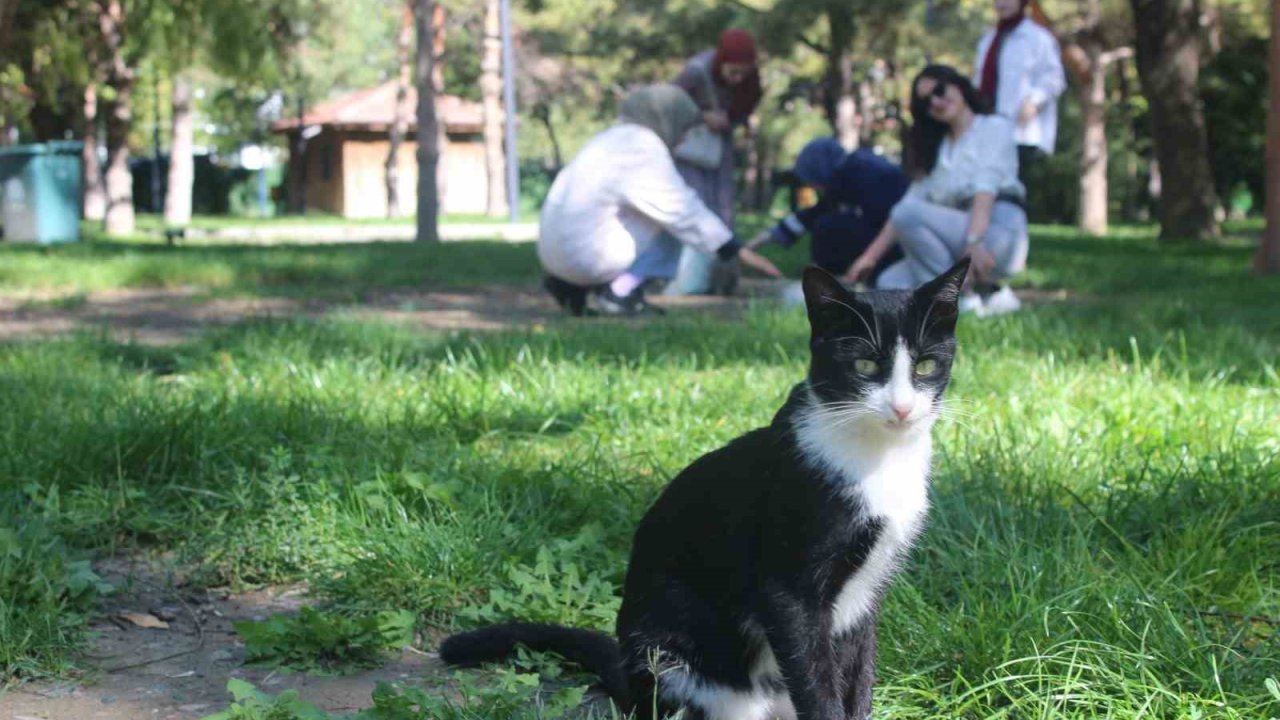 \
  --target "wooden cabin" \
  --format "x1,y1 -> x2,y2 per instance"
273,82 -> 487,218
